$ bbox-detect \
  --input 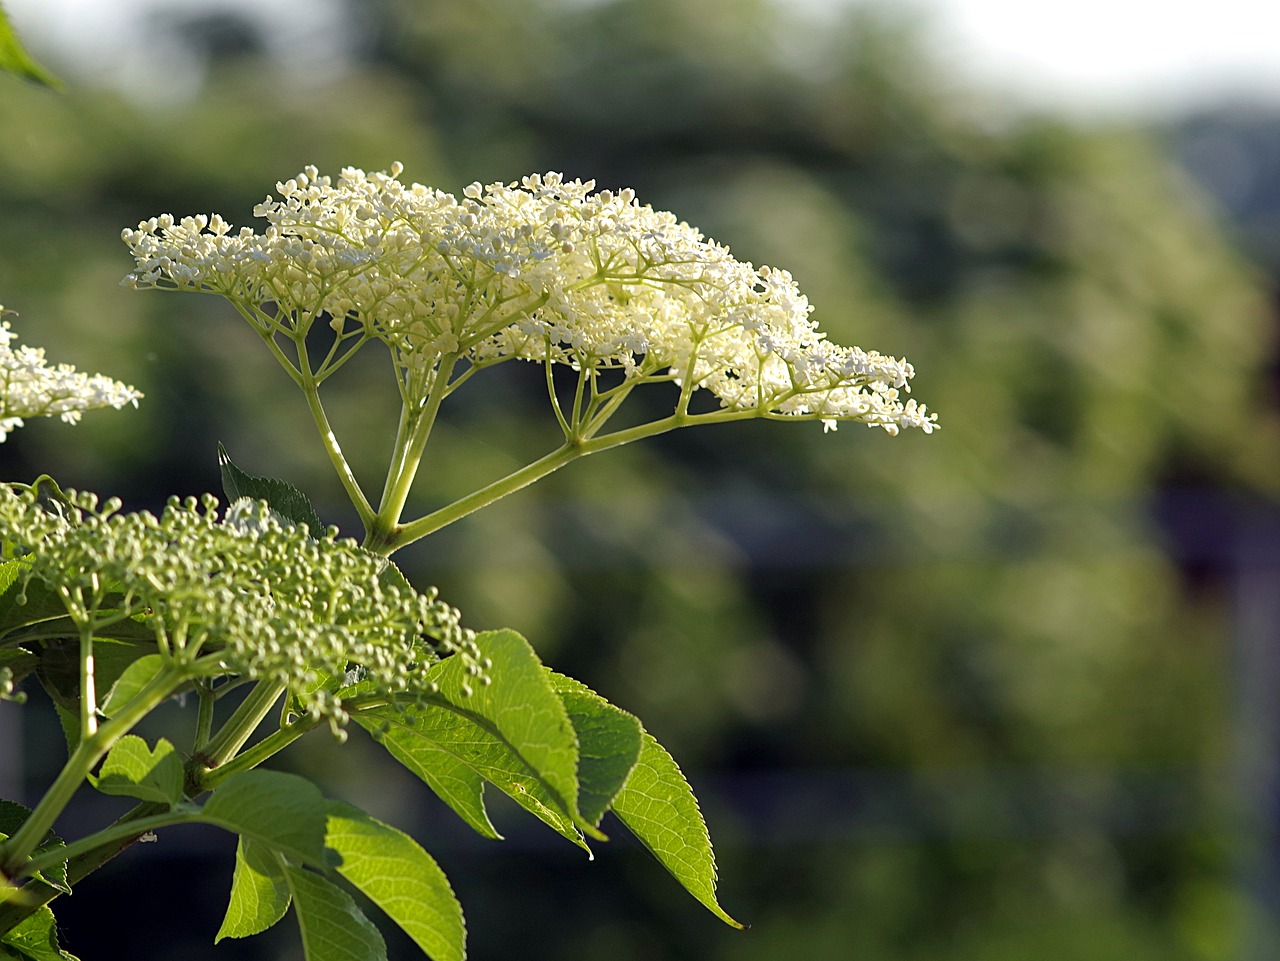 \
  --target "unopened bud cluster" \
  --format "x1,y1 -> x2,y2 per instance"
0,486 -> 479,722
122,166 -> 935,434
